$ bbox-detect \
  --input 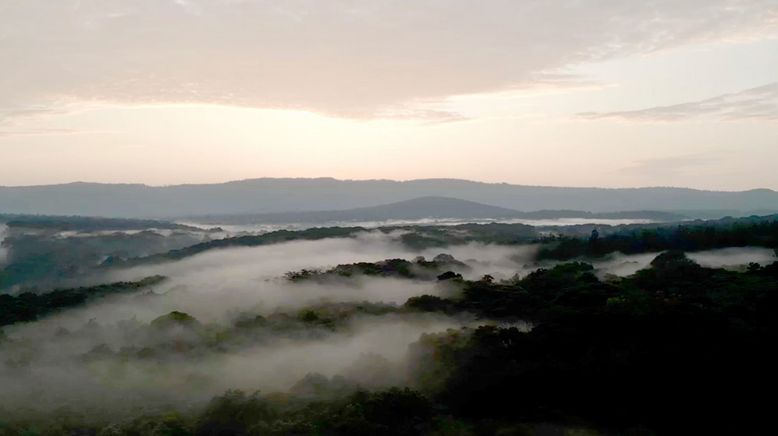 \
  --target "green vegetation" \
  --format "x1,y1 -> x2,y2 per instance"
402,252 -> 778,434
0,276 -> 165,326
539,214 -> 778,260
112,222 -> 538,267
394,223 -> 537,250
70,302 -> 403,363
1,214 -> 197,231
4,214 -> 778,434
285,254 -> 468,282
4,251 -> 777,434
116,227 -> 369,266
0,229 -> 200,291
